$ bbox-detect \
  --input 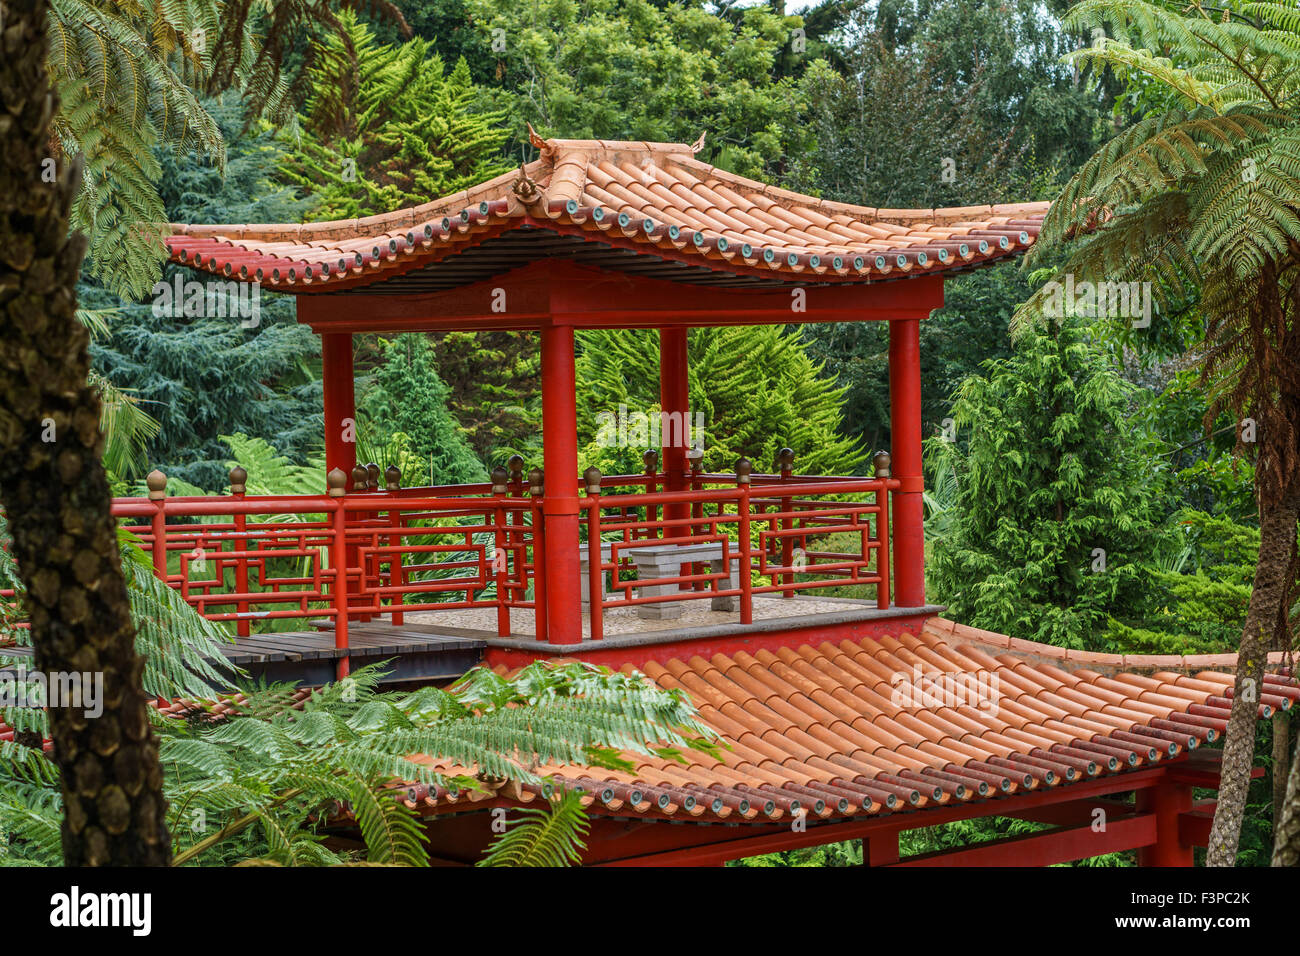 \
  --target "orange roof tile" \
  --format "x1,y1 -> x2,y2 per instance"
402,619 -> 1294,824
166,136 -> 1050,294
